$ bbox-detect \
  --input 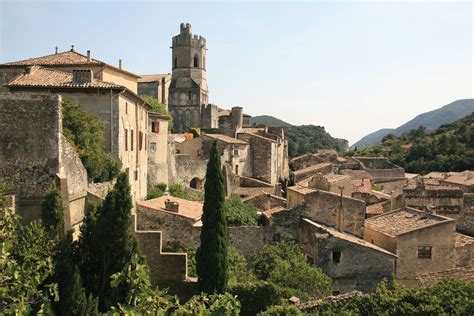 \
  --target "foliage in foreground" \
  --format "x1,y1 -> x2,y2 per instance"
62,98 -> 121,182
352,113 -> 474,173
196,140 -> 229,294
